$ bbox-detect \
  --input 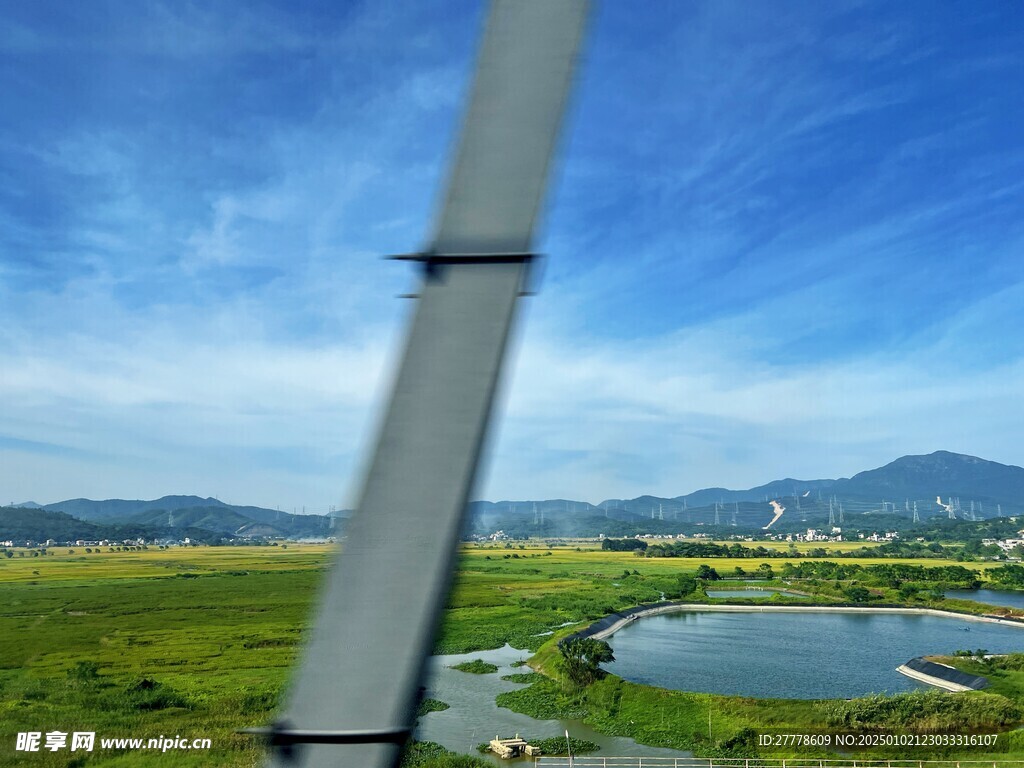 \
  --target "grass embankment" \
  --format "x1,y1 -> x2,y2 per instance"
938,653 -> 1024,702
